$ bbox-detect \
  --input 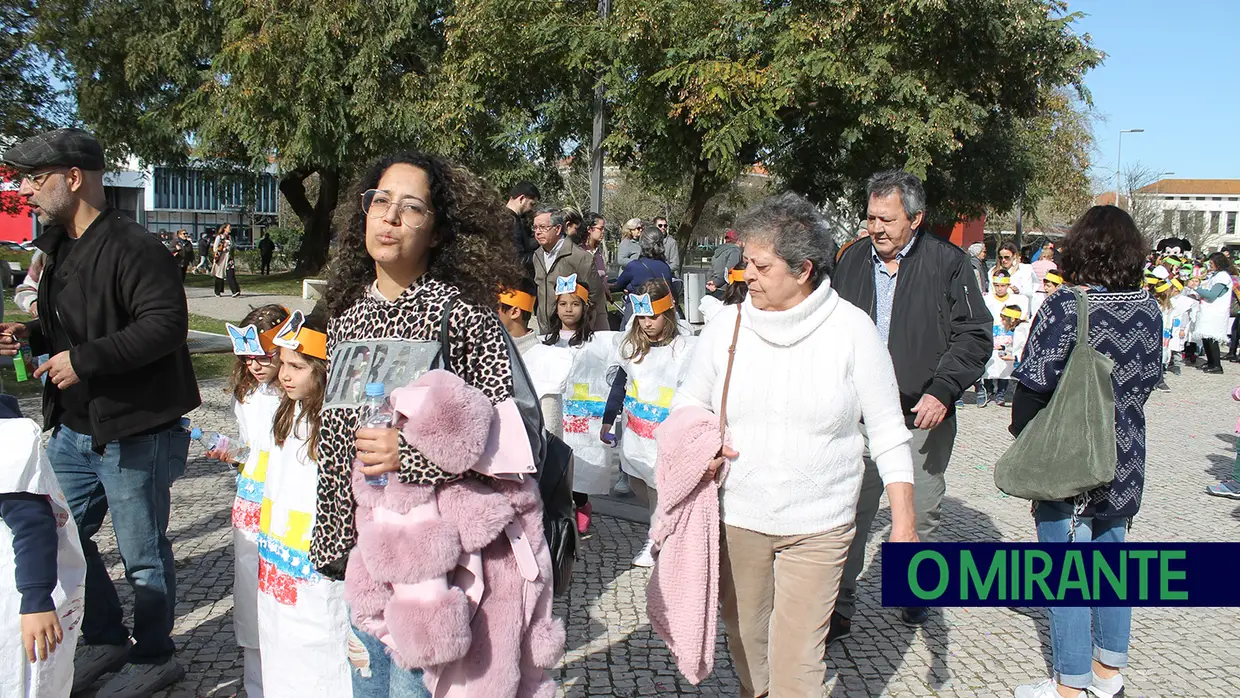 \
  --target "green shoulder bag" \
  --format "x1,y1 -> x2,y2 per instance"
993,287 -> 1117,501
